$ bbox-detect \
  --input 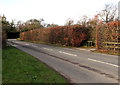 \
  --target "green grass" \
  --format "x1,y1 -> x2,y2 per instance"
2,46 -> 69,83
